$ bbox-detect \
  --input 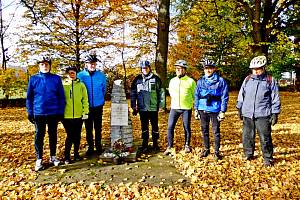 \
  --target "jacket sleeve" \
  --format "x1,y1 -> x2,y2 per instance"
220,79 -> 229,112
26,77 -> 34,116
270,78 -> 281,114
236,79 -> 246,109
82,83 -> 89,115
157,77 -> 165,109
57,77 -> 66,115
130,77 -> 138,109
